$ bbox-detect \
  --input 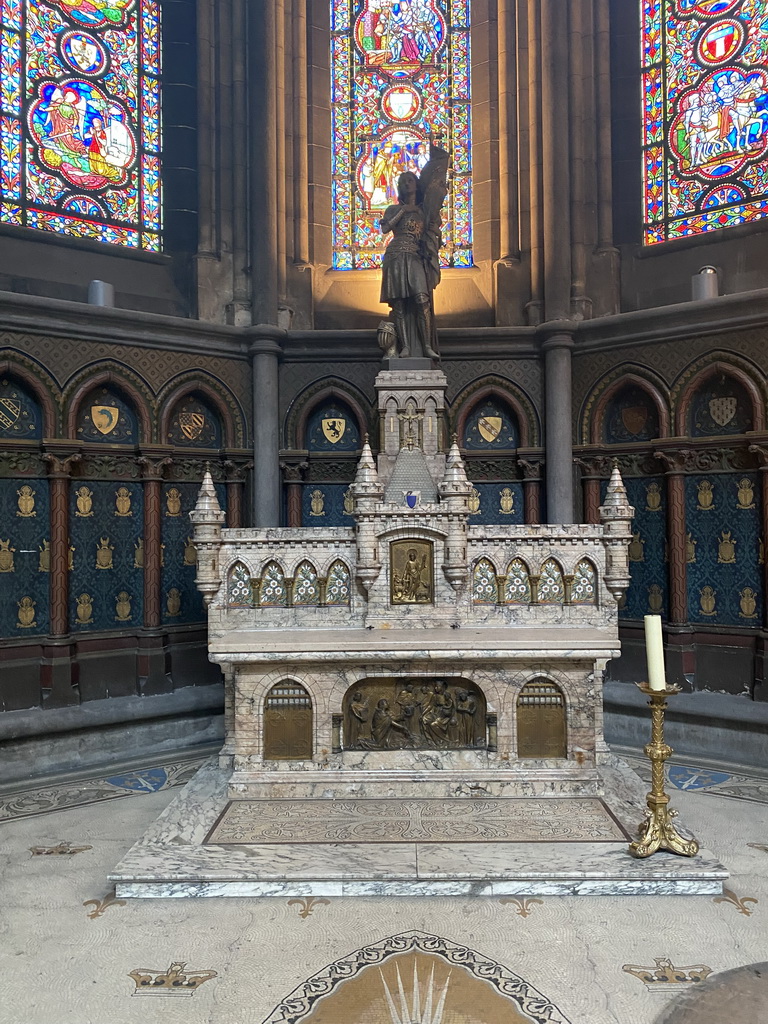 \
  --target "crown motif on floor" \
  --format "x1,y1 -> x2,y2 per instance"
622,957 -> 713,990
129,962 -> 217,996
380,961 -> 451,1024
